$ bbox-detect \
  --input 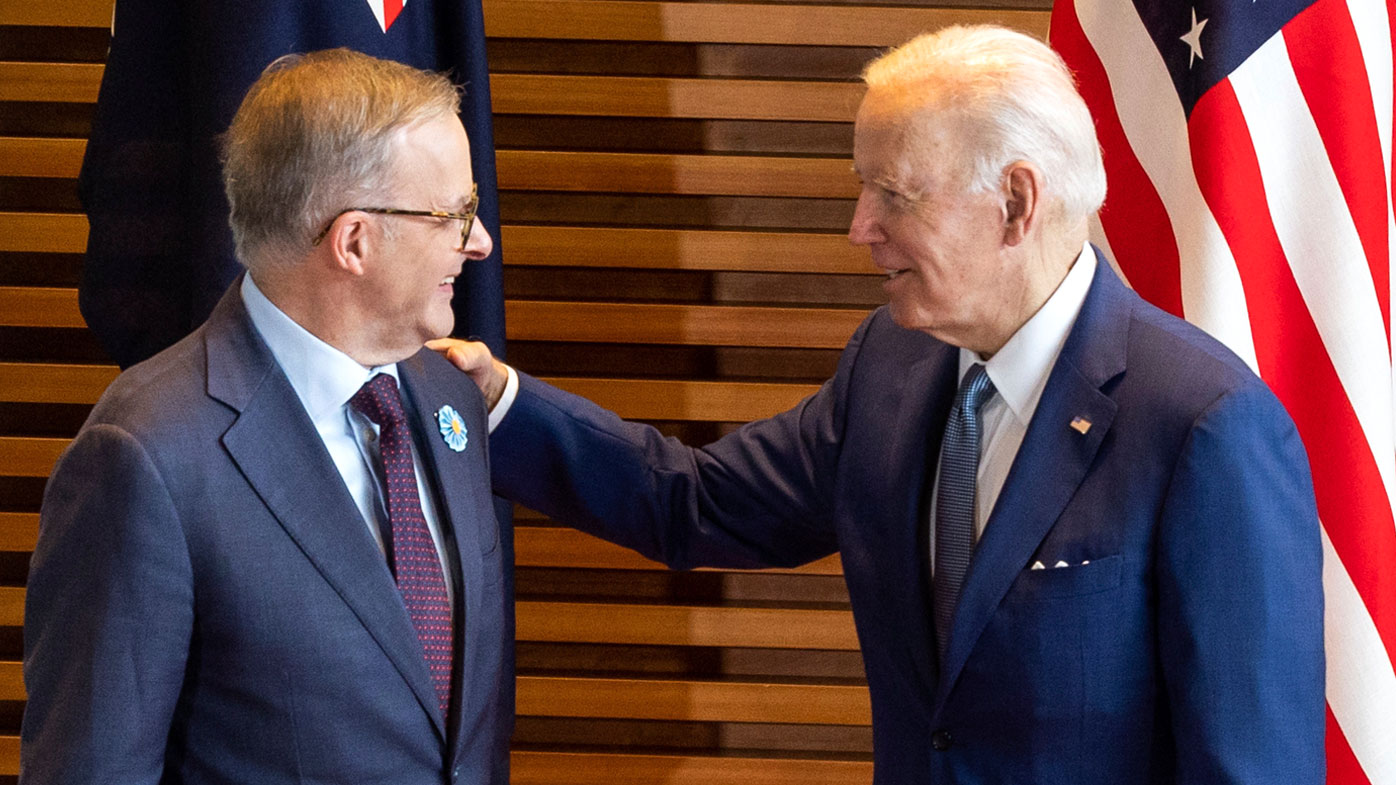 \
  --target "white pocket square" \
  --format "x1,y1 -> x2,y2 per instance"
1031,559 -> 1091,570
